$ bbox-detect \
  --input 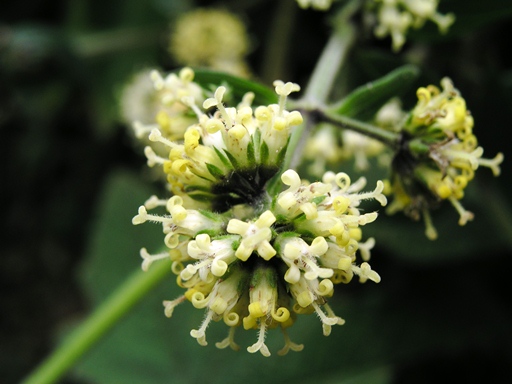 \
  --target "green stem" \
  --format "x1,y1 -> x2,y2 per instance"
22,260 -> 173,384
318,108 -> 402,149
301,24 -> 355,104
